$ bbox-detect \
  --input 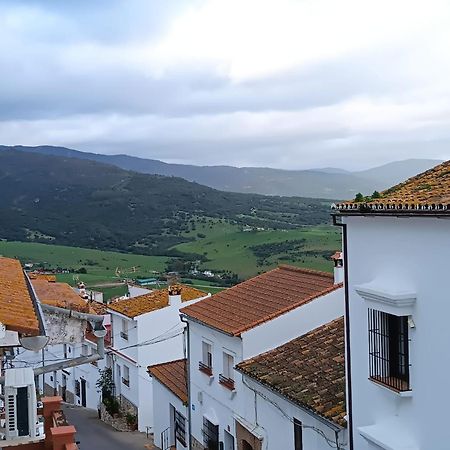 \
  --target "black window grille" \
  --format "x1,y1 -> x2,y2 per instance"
175,411 -> 186,447
203,417 -> 219,450
368,309 -> 410,391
